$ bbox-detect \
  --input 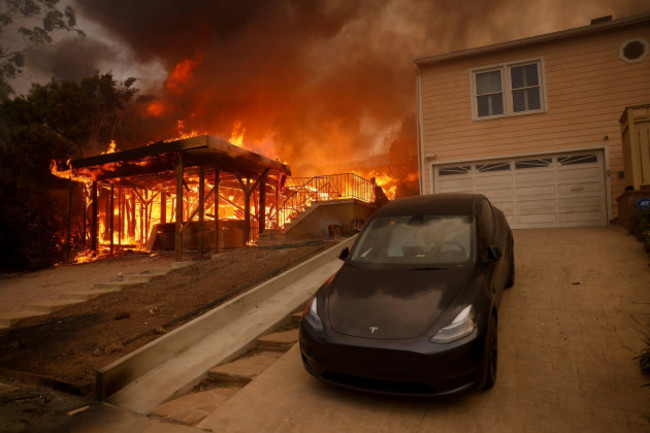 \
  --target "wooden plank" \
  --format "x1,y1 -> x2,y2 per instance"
175,152 -> 184,262
199,165 -> 205,260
